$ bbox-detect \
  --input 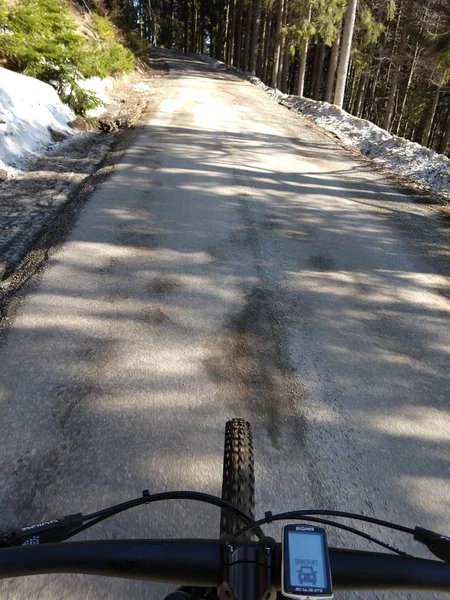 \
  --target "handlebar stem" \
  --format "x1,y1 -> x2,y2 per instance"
218,537 -> 278,600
